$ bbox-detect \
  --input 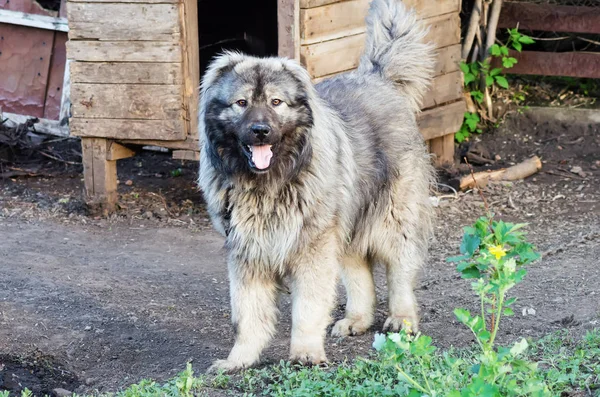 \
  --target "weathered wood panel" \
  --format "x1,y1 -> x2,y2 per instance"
71,118 -> 186,140
173,150 -> 200,161
300,0 -> 460,16
300,0 -> 460,45
70,0 -> 178,3
429,133 -> 455,166
418,100 -> 465,141
67,3 -> 179,41
422,71 -> 463,110
301,13 -> 460,78
67,41 -> 182,62
434,44 -> 461,76
498,2 -> 600,35
70,83 -> 182,120
181,0 -> 200,138
278,0 -> 300,59
492,51 -> 600,79
70,62 -> 182,84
